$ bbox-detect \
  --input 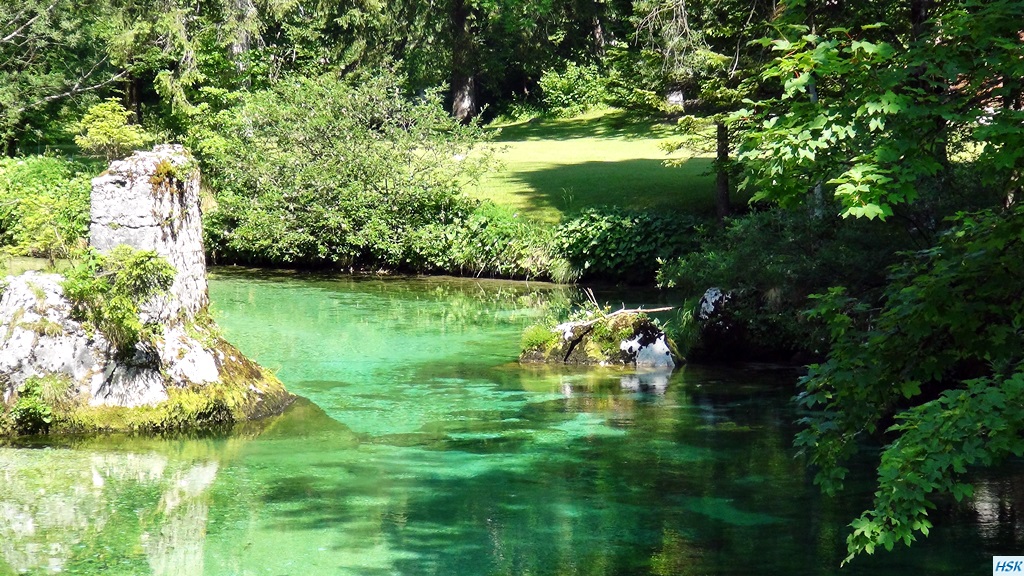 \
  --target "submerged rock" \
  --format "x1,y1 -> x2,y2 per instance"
520,310 -> 679,369
0,146 -> 292,435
